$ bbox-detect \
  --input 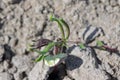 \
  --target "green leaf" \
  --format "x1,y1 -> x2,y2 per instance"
42,42 -> 56,53
44,53 -> 67,61
96,40 -> 104,47
34,50 -> 46,55
50,14 -> 53,21
59,18 -> 70,40
54,53 -> 67,59
79,43 -> 86,49
33,42 -> 55,55
27,44 -> 34,51
44,53 -> 67,67
34,55 -> 44,62
50,15 -> 65,40
44,58 -> 60,67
